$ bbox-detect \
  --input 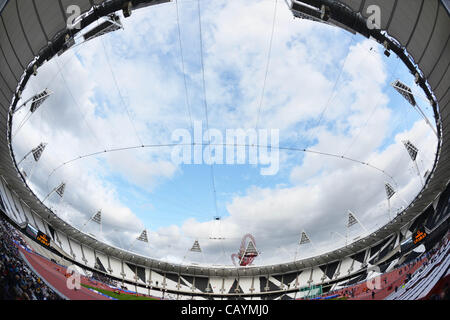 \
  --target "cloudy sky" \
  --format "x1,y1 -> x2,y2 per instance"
11,0 -> 438,266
